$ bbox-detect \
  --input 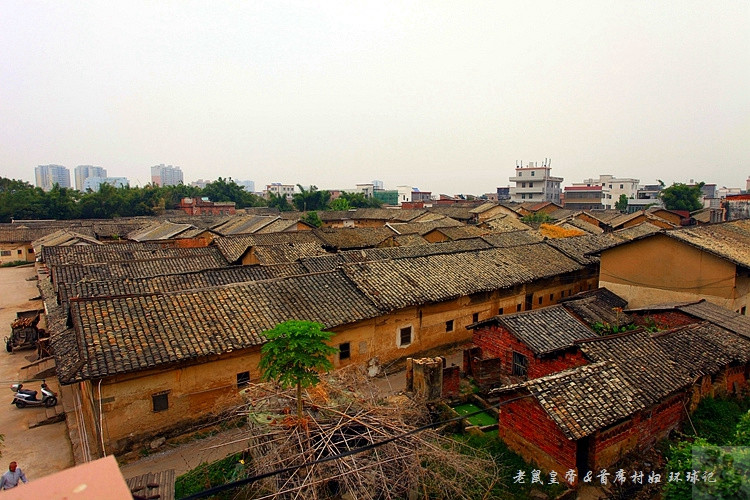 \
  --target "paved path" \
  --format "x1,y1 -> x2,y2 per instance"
0,266 -> 74,480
